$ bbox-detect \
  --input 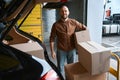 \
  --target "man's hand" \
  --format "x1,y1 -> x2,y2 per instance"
50,42 -> 56,59
51,51 -> 56,59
